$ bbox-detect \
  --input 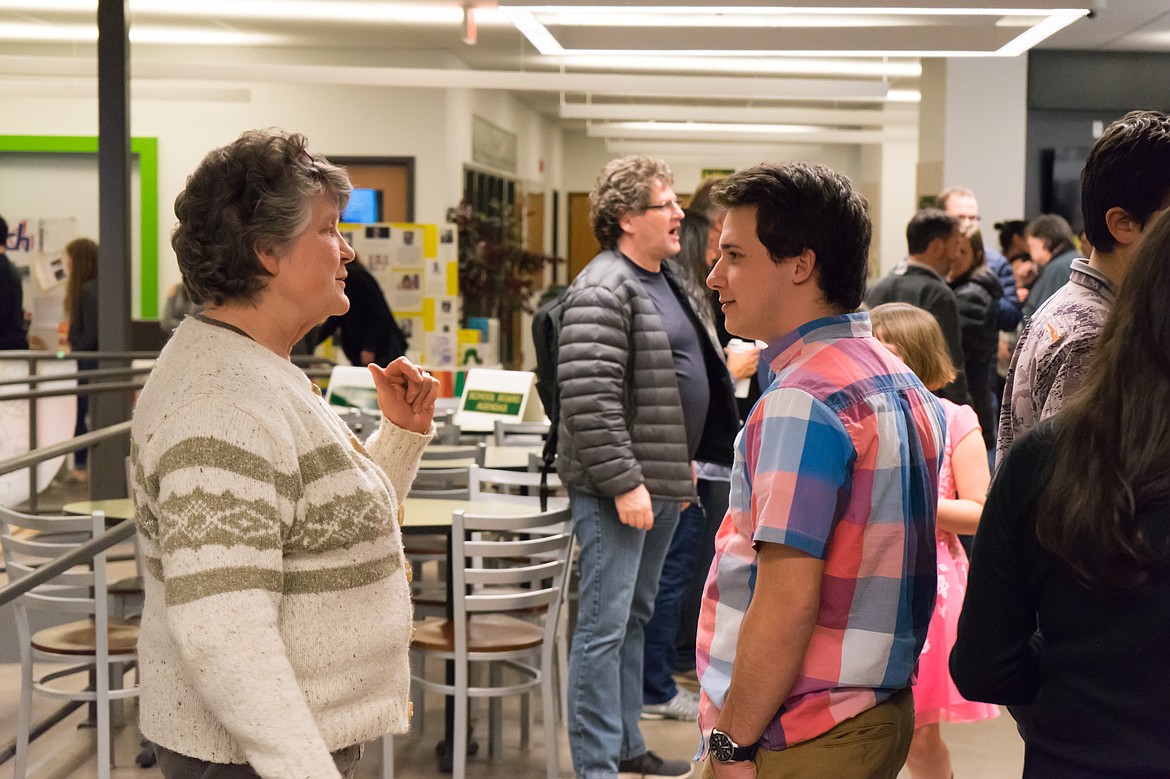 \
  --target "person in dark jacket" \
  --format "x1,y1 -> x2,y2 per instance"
64,237 -> 99,482
865,209 -> 971,405
937,186 -> 1021,332
952,206 -> 1170,779
557,156 -> 737,779
1022,214 -> 1080,319
949,226 -> 1002,448
0,215 -> 30,350
315,257 -> 407,367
